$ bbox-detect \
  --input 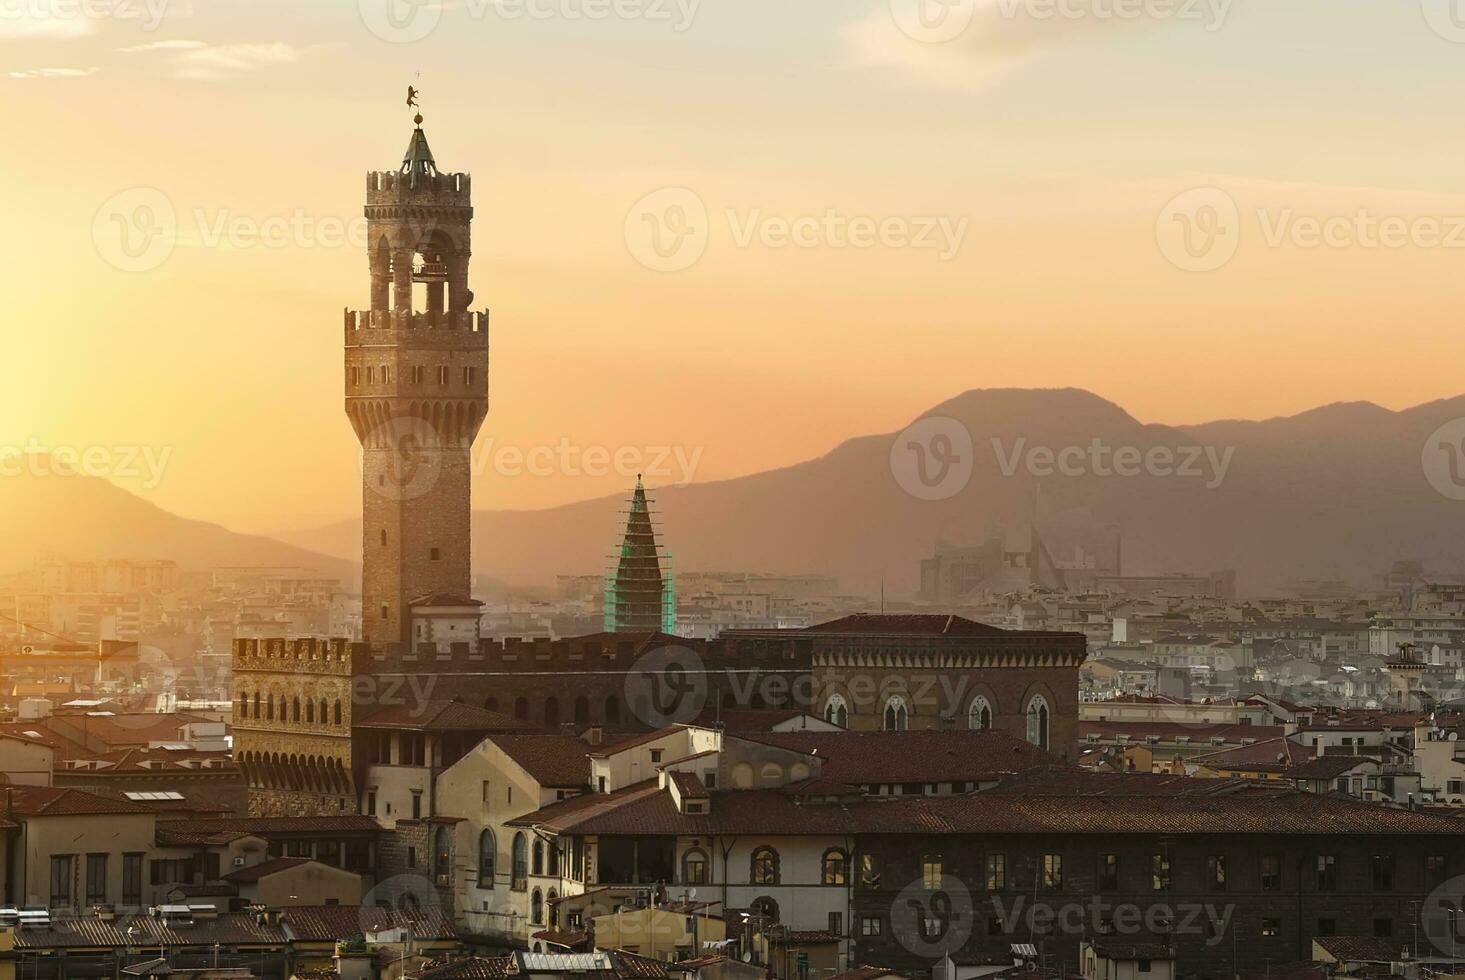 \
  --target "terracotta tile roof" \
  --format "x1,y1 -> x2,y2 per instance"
11,912 -> 288,950
0,785 -> 153,817
827,968 -> 903,980
1313,935 -> 1398,962
669,771 -> 709,799
1190,736 -> 1312,773
222,856 -> 314,882
168,815 -> 382,836
612,951 -> 672,978
419,957 -> 515,979
44,711 -> 214,749
532,928 -> 591,950
281,905 -> 456,943
690,708 -> 821,732
514,776 -> 1465,838
489,734 -> 598,787
1087,938 -> 1174,960
1284,754 -> 1375,780
733,730 -> 1063,784
357,700 -> 531,732
797,613 -> 1011,636
1078,721 -> 1285,742
586,727 -> 689,759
